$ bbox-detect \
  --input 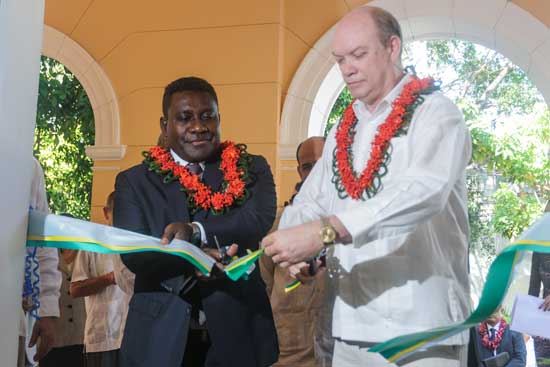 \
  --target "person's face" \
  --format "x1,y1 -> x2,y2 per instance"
103,206 -> 113,226
486,309 -> 502,326
331,14 -> 401,108
297,139 -> 325,181
161,91 -> 221,163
